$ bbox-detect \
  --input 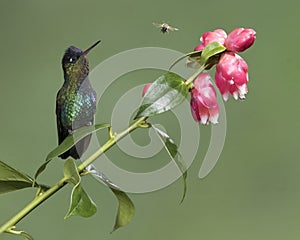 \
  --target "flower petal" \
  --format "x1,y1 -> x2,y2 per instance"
215,52 -> 249,100
190,73 -> 220,124
225,28 -> 256,52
